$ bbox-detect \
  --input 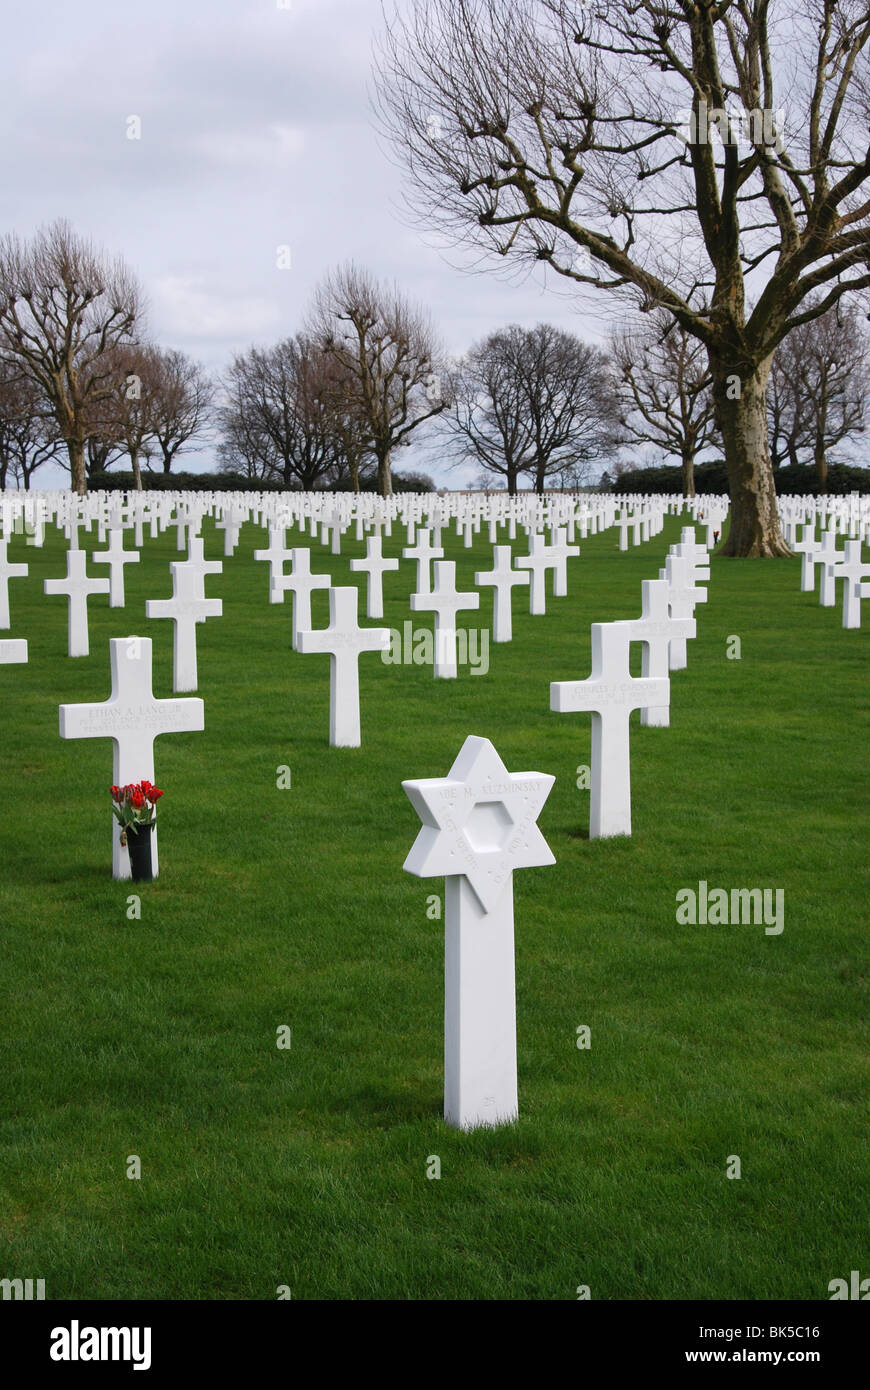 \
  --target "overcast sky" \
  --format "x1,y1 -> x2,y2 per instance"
1,0 -> 609,488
